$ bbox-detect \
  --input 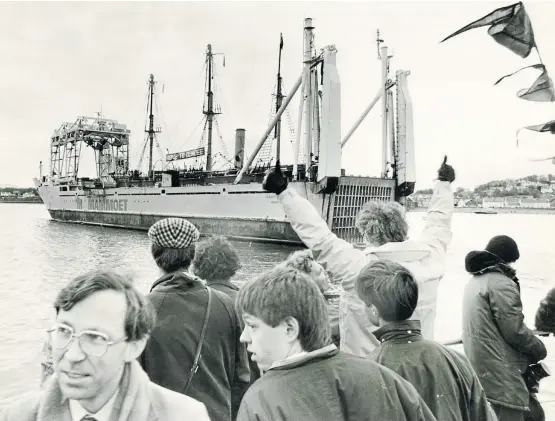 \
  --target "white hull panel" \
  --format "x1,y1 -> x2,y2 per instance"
37,182 -> 329,245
